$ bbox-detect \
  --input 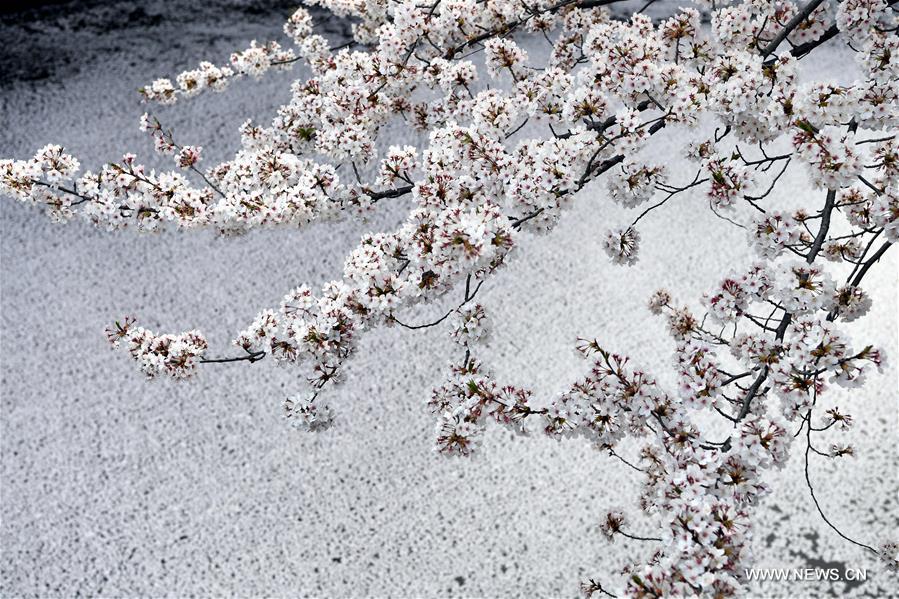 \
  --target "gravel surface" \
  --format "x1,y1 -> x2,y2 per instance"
1,2 -> 896,597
